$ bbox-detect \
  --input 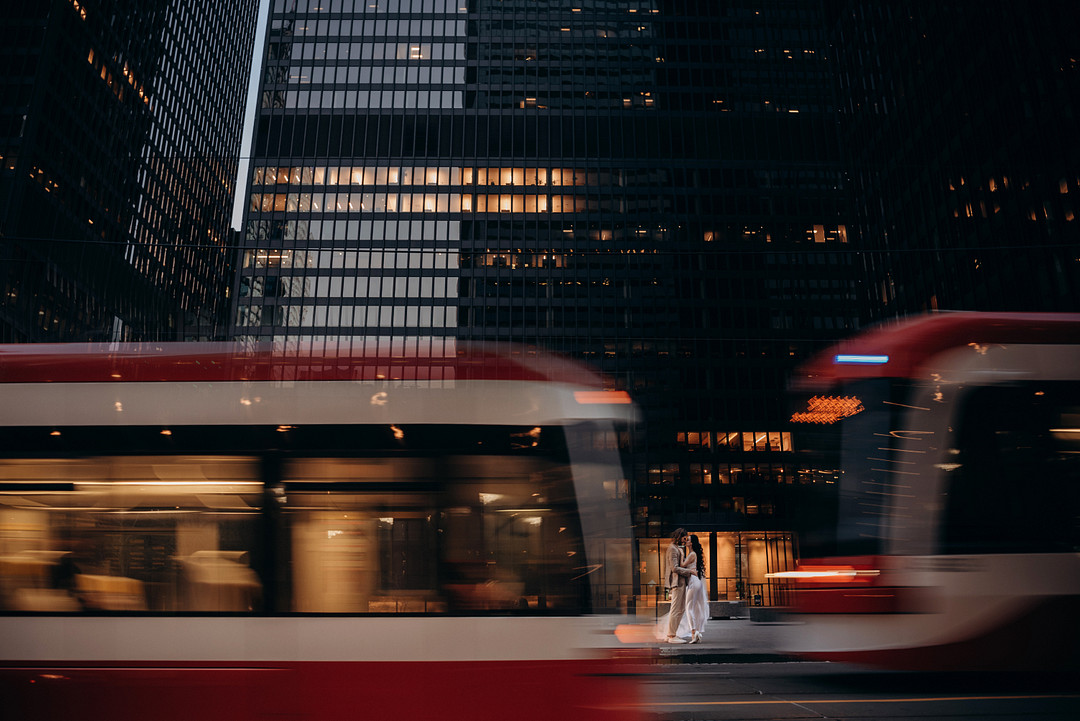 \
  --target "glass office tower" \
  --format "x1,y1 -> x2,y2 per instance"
238,0 -> 857,606
831,1 -> 1080,317
0,0 -> 259,341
